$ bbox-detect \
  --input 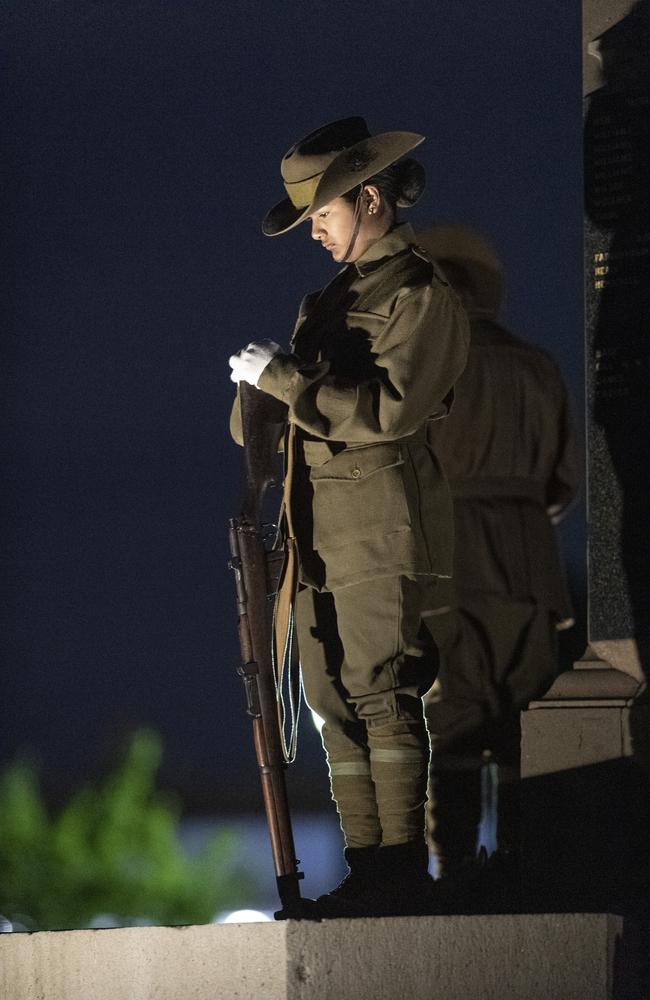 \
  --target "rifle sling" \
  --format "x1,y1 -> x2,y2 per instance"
272,421 -> 301,763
